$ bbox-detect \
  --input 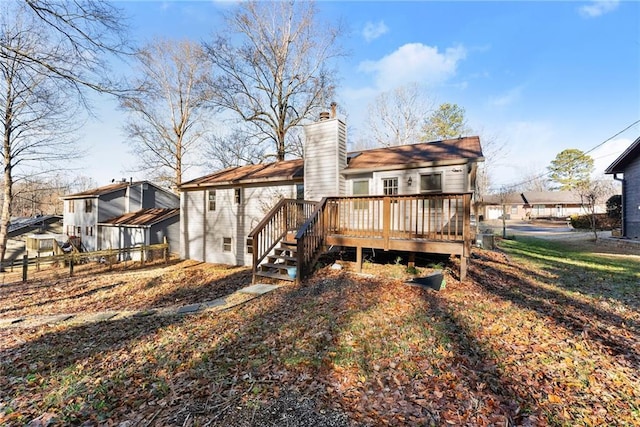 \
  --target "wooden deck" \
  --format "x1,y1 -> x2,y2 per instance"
251,193 -> 473,283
